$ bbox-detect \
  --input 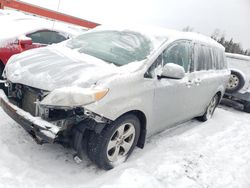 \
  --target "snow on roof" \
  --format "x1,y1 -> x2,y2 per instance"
226,52 -> 250,61
176,31 -> 224,49
94,24 -> 224,50
0,10 -> 86,41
